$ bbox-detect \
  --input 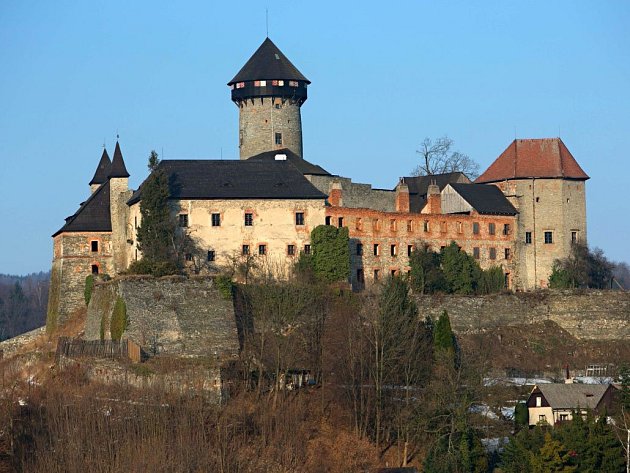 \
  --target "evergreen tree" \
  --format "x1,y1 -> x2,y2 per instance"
434,310 -> 456,354
408,243 -> 445,294
310,225 -> 350,283
441,242 -> 481,294
531,433 -> 577,472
